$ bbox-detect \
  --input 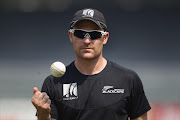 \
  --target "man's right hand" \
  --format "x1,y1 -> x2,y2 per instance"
31,87 -> 51,120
